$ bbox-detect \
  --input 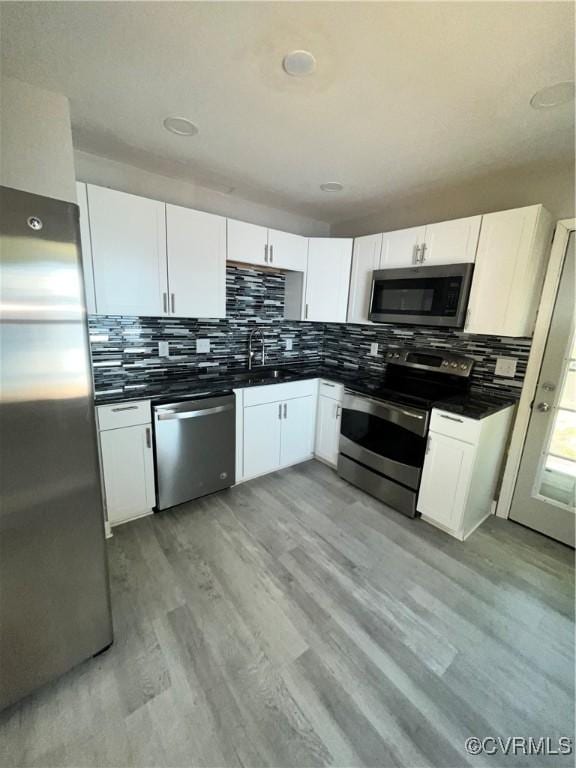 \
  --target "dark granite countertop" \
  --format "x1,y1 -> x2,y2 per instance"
93,362 -> 516,420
